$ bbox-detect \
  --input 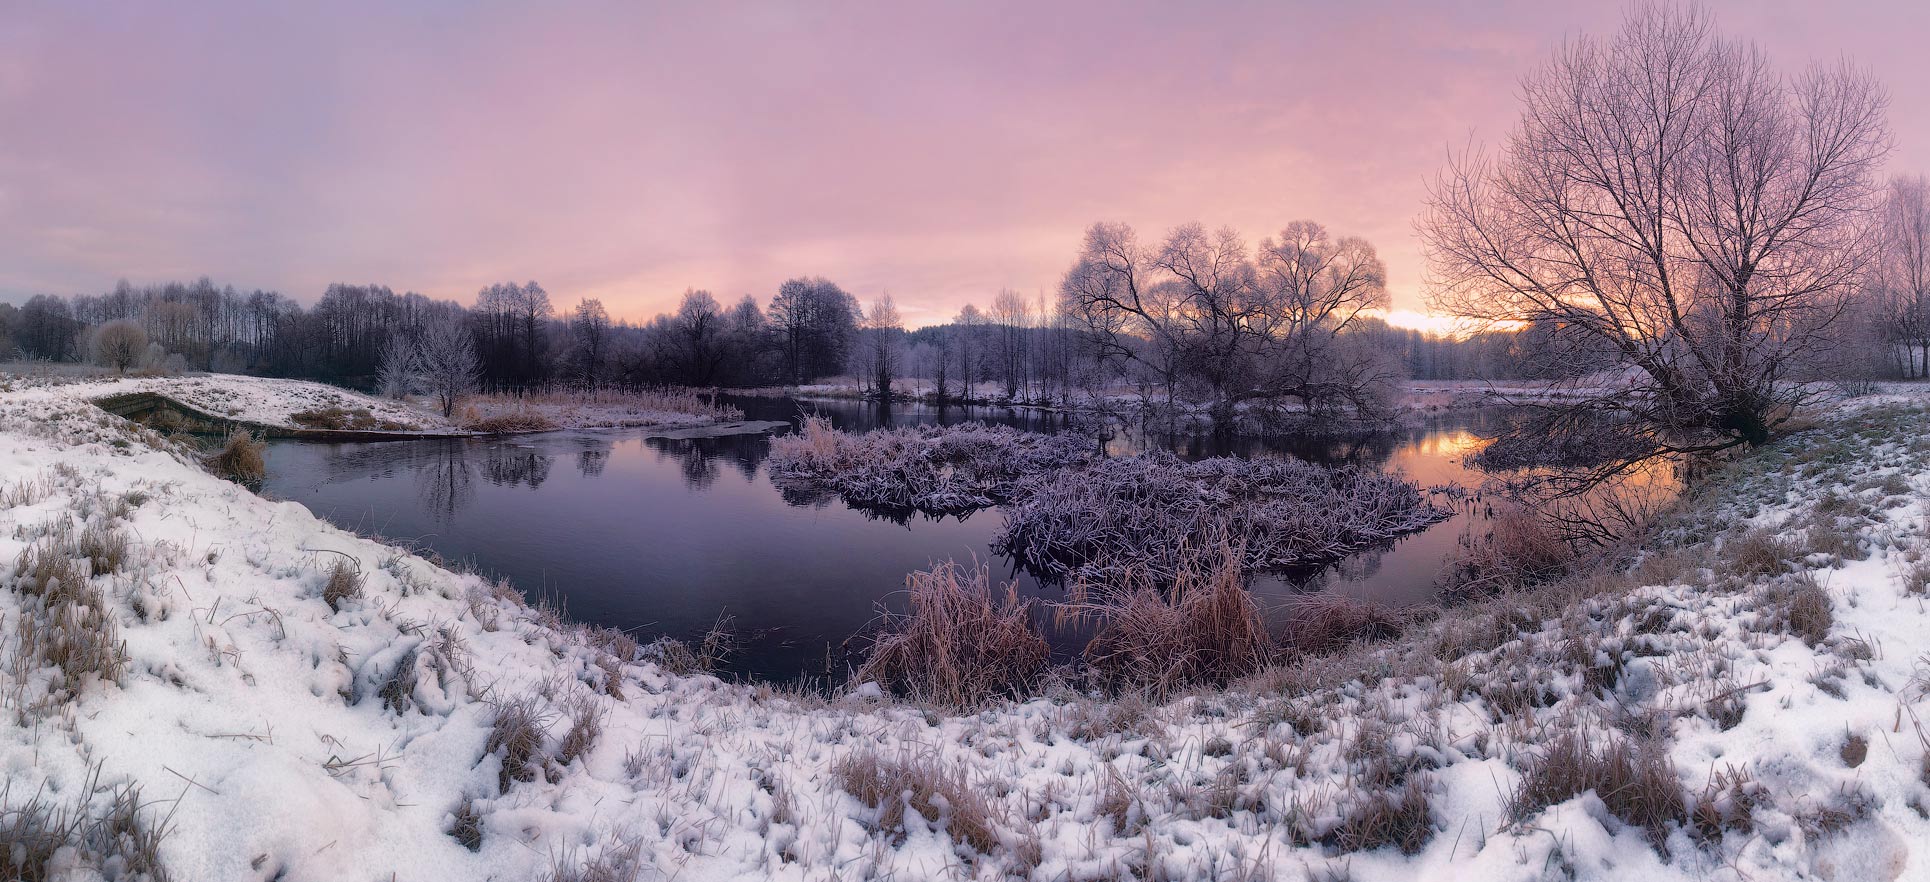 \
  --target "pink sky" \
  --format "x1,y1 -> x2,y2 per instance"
1,1 -> 1926,328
